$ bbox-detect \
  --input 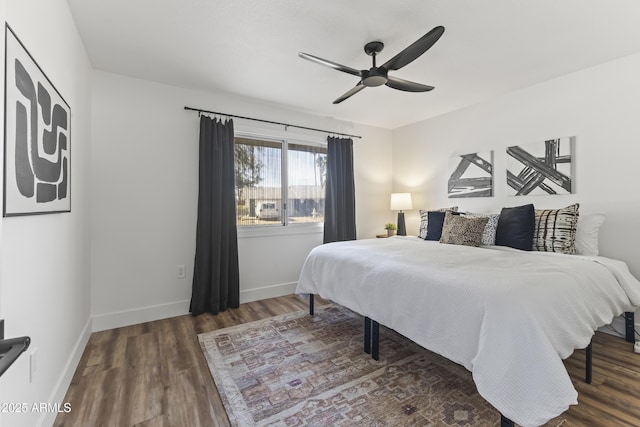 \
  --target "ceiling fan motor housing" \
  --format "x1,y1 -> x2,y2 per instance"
362,68 -> 388,87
